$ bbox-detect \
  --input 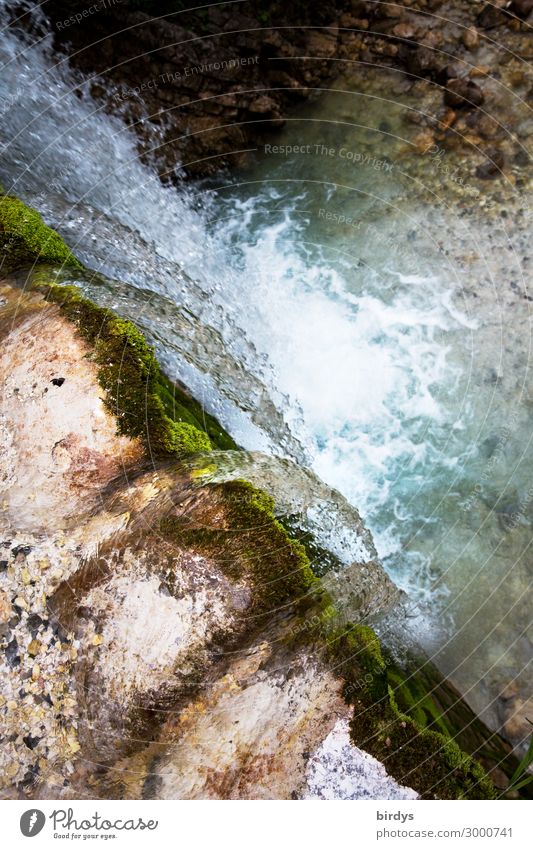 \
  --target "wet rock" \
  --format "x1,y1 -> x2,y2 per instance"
444,78 -> 485,109
499,691 -> 533,756
391,22 -> 417,40
398,43 -> 439,78
436,62 -> 466,86
467,112 -> 502,140
247,95 -> 279,116
0,269 -> 497,802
